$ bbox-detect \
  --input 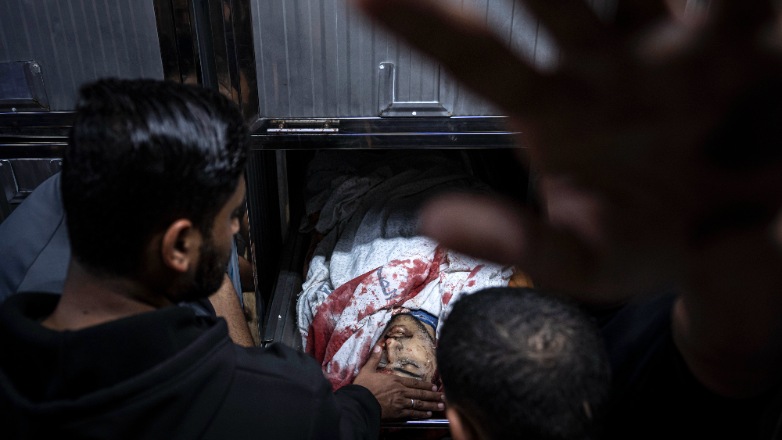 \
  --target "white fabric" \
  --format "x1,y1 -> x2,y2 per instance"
296,151 -> 513,388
